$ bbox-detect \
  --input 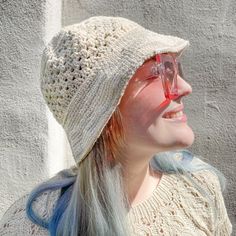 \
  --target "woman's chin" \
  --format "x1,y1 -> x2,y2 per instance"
163,126 -> 195,150
175,128 -> 195,148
